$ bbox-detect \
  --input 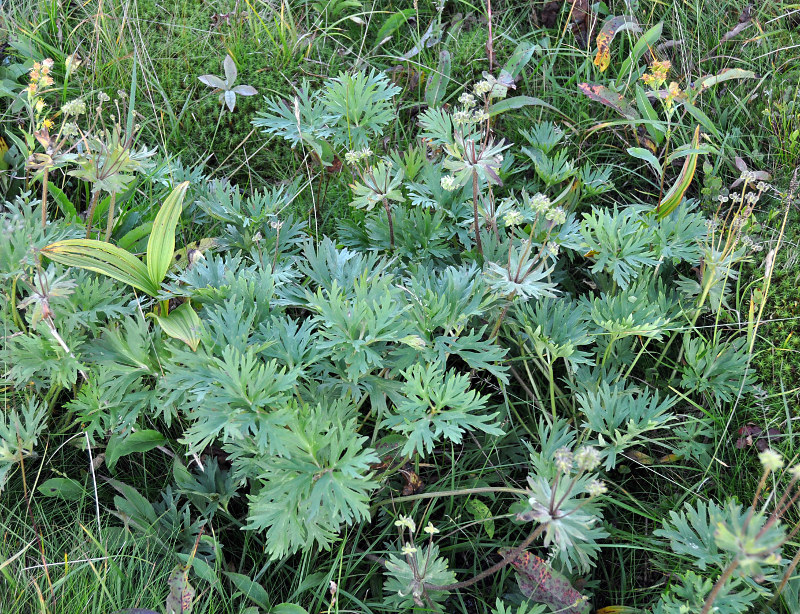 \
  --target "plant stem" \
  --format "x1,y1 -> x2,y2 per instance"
700,559 -> 739,614
371,486 -> 528,512
382,197 -> 394,250
425,522 -> 546,591
40,168 -> 49,229
472,170 -> 483,257
84,190 -> 102,238
103,192 -> 117,241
